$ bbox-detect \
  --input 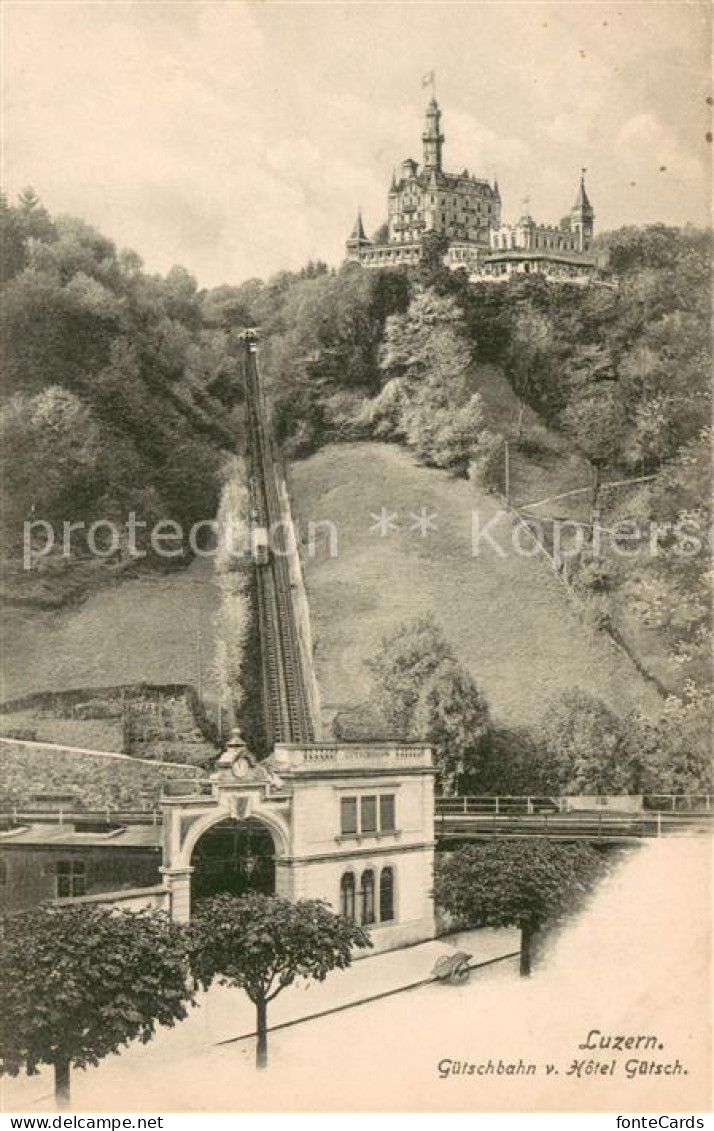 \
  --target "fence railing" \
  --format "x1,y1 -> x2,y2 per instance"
437,811 -> 655,840
435,795 -> 712,816
0,807 -> 164,827
2,794 -> 711,835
